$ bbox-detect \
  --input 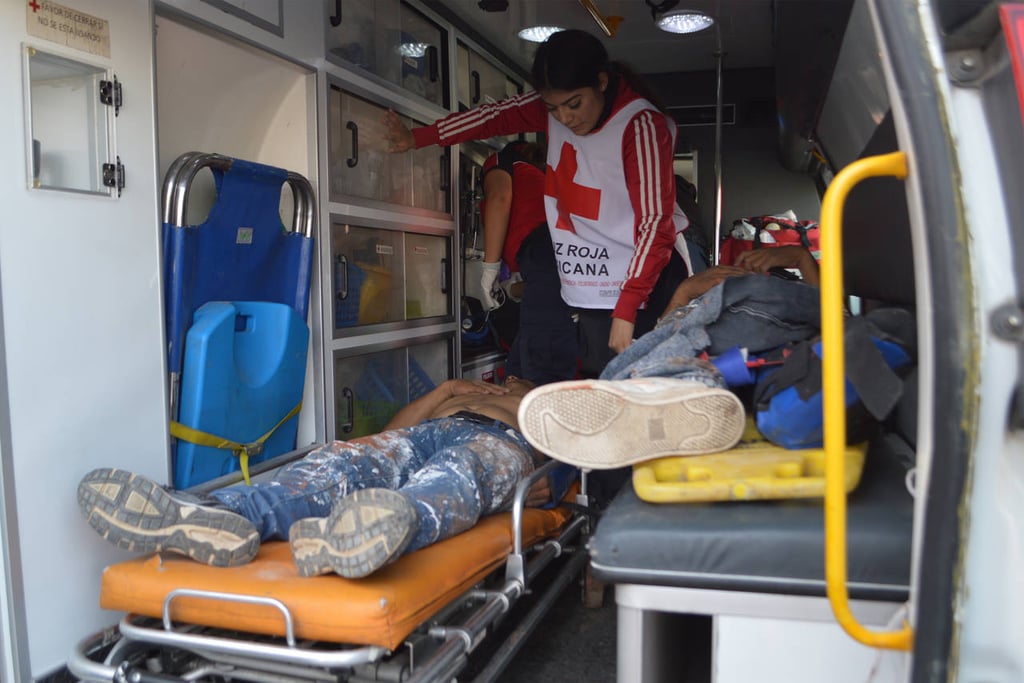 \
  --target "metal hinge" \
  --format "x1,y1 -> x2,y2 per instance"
102,157 -> 124,197
99,76 -> 122,116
